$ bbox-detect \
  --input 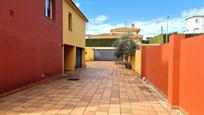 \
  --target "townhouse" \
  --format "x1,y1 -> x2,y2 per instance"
85,24 -> 143,61
63,0 -> 88,71
0,0 -> 87,94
